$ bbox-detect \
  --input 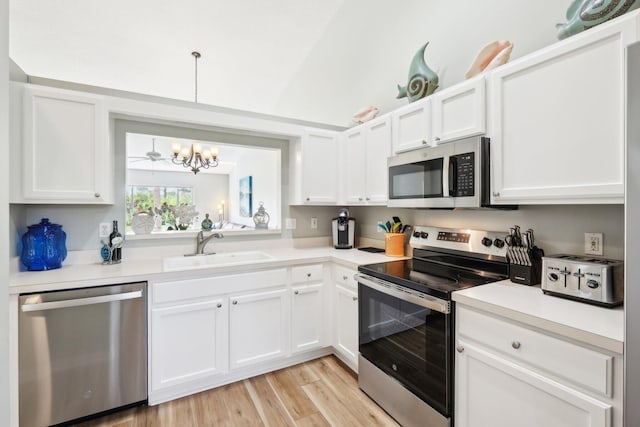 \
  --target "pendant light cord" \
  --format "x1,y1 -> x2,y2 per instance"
192,51 -> 201,103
